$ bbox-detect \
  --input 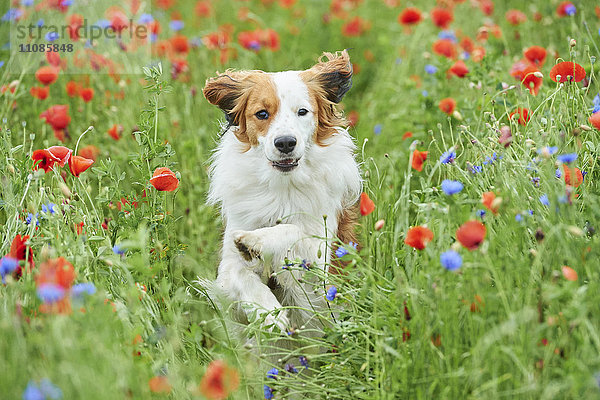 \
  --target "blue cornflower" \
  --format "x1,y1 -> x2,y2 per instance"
438,30 -> 456,42
94,19 -> 111,29
0,257 -> 18,283
266,368 -> 278,379
61,0 -> 73,6
335,241 -> 356,258
264,385 -> 274,400
37,283 -> 66,303
150,33 -> 157,43
531,177 -> 540,187
527,210 -> 534,216
36,19 -> 44,27
515,214 -> 523,222
557,153 -> 577,163
564,4 -> 576,16
45,31 -> 59,42
299,259 -> 310,270
476,209 -> 486,218
22,0 -> 34,6
326,286 -> 337,301
582,171 -> 587,181
424,64 -> 437,74
421,90 -> 429,97
470,165 -> 482,174
299,356 -> 309,369
373,124 -> 382,135
112,244 -> 125,255
462,51 -> 470,60
39,378 -> 62,399
483,152 -> 500,165
0,61 -> 4,68
285,363 -> 298,374
440,250 -> 462,271
540,194 -> 549,206
138,13 -> 154,24
2,8 -> 23,21
538,146 -> 558,155
395,57 -> 402,65
169,20 -> 184,31
71,282 -> 96,297
555,168 -> 562,179
441,180 -> 463,195
26,213 -> 39,226
22,381 -> 44,400
41,203 -> 56,214
439,149 -> 455,164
